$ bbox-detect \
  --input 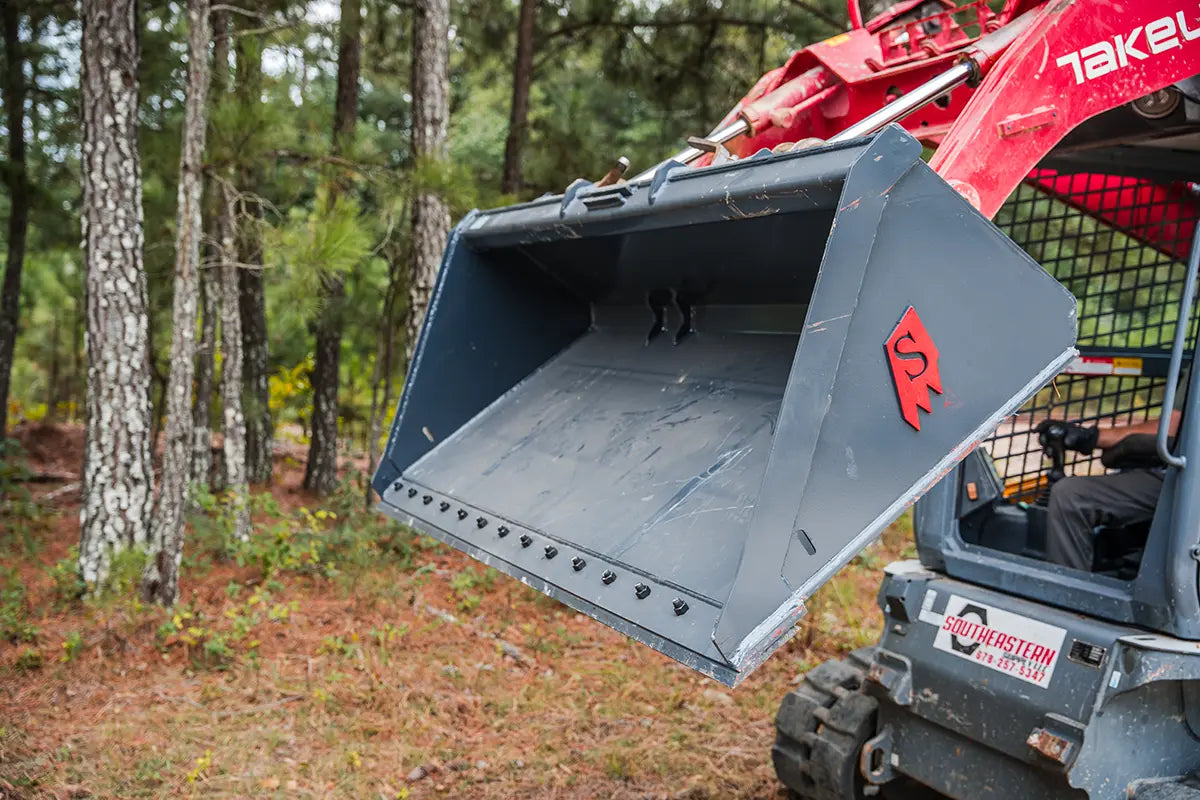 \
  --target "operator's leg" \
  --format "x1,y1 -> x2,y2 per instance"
1045,470 -> 1163,570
